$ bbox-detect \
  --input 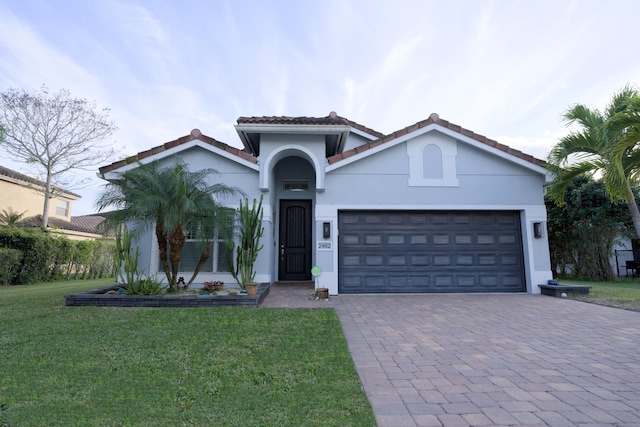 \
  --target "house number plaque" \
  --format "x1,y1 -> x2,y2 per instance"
317,241 -> 332,251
